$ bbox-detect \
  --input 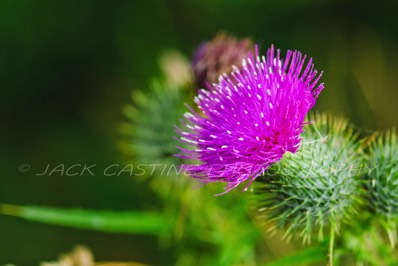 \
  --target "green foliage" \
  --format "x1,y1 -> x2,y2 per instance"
342,217 -> 398,266
255,113 -> 364,243
265,245 -> 326,266
169,185 -> 260,266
